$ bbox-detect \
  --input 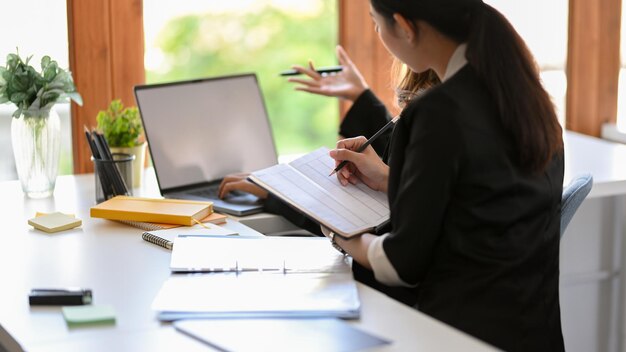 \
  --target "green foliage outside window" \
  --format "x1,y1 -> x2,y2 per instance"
145,1 -> 339,155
